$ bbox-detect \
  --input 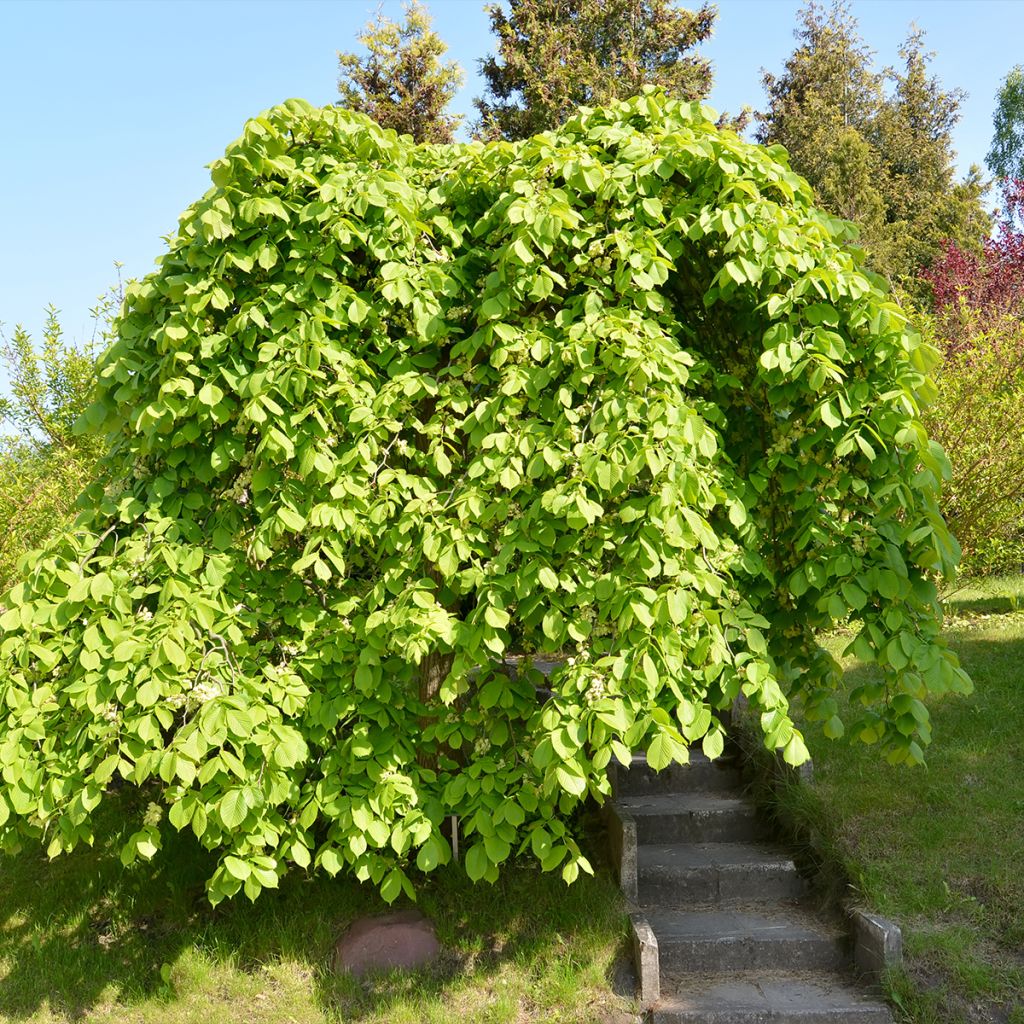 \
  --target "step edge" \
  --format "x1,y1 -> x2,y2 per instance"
647,916 -> 848,944
617,795 -> 756,811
